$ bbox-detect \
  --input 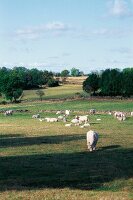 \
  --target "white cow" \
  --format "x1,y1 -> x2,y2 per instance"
75,115 -> 88,123
45,117 -> 58,122
32,114 -> 40,119
90,109 -> 96,114
83,123 -> 90,127
71,118 -> 80,125
65,110 -> 70,116
86,130 -> 99,152
56,111 -> 62,115
108,111 -> 112,115
114,111 -> 126,121
4,110 -> 13,116
114,111 -> 124,118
